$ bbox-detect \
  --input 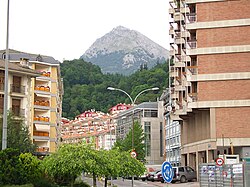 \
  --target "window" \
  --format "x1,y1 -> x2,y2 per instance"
12,76 -> 21,93
160,122 -> 163,156
12,98 -> 21,116
186,166 -> 194,172
0,94 -> 3,114
144,110 -> 158,117
179,167 -> 184,172
144,122 -> 151,156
